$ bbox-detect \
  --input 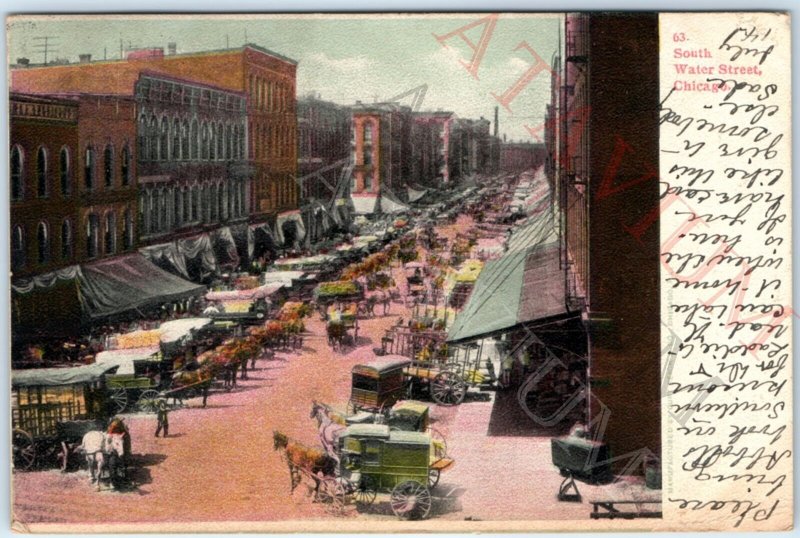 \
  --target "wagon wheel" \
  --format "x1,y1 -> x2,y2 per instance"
109,387 -> 129,413
431,371 -> 467,406
12,429 -> 36,471
427,426 -> 448,459
390,480 -> 432,520
137,389 -> 161,413
353,475 -> 377,507
318,478 -> 346,516
428,469 -> 441,489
